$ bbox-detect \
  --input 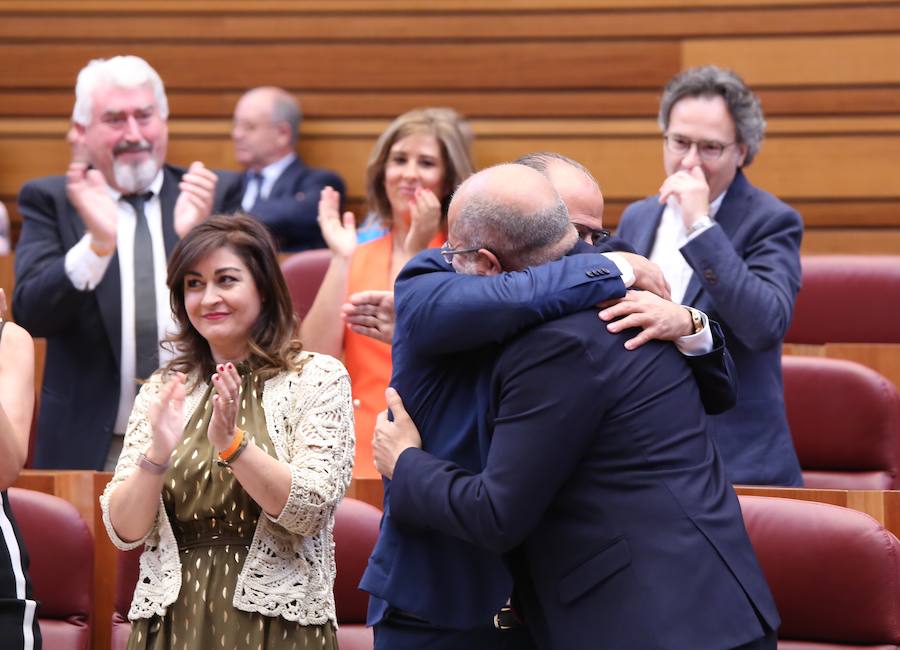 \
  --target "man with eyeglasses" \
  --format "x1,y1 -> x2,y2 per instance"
372,163 -> 778,650
617,65 -> 803,487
